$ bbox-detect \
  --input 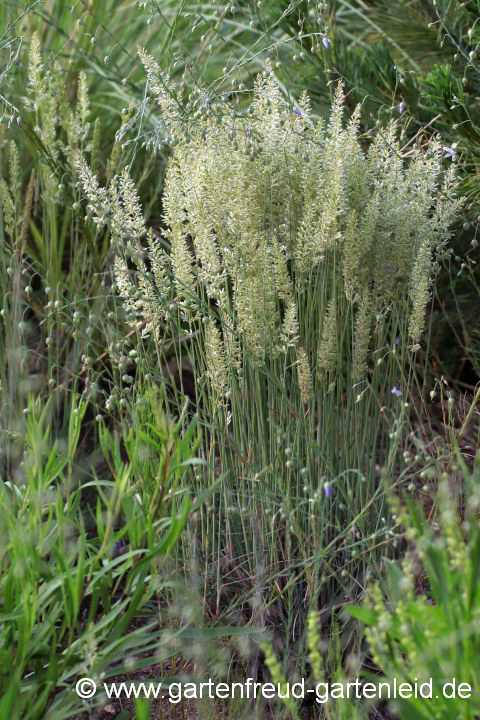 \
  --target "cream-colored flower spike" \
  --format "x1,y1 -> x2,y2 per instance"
75,61 -> 463,397
297,347 -> 313,405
